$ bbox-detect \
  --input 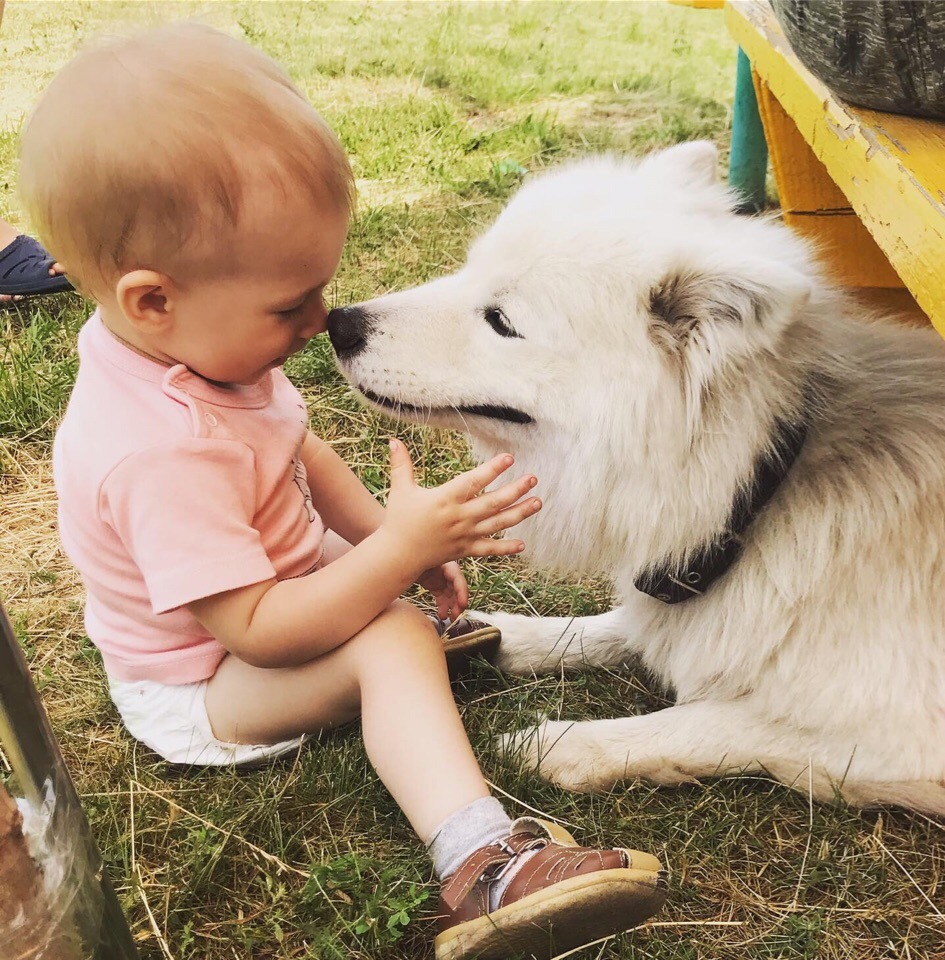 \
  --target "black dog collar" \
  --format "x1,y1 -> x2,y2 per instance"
634,402 -> 809,605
